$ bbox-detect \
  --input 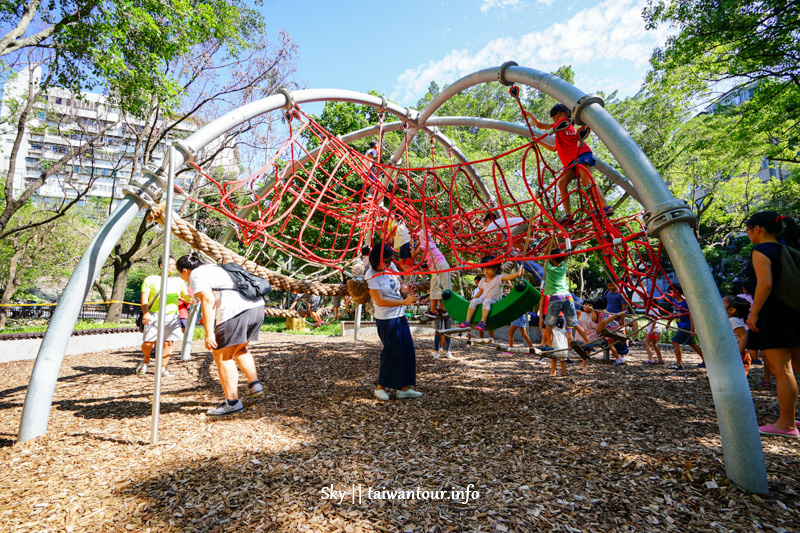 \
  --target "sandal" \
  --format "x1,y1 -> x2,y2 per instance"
668,363 -> 683,370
